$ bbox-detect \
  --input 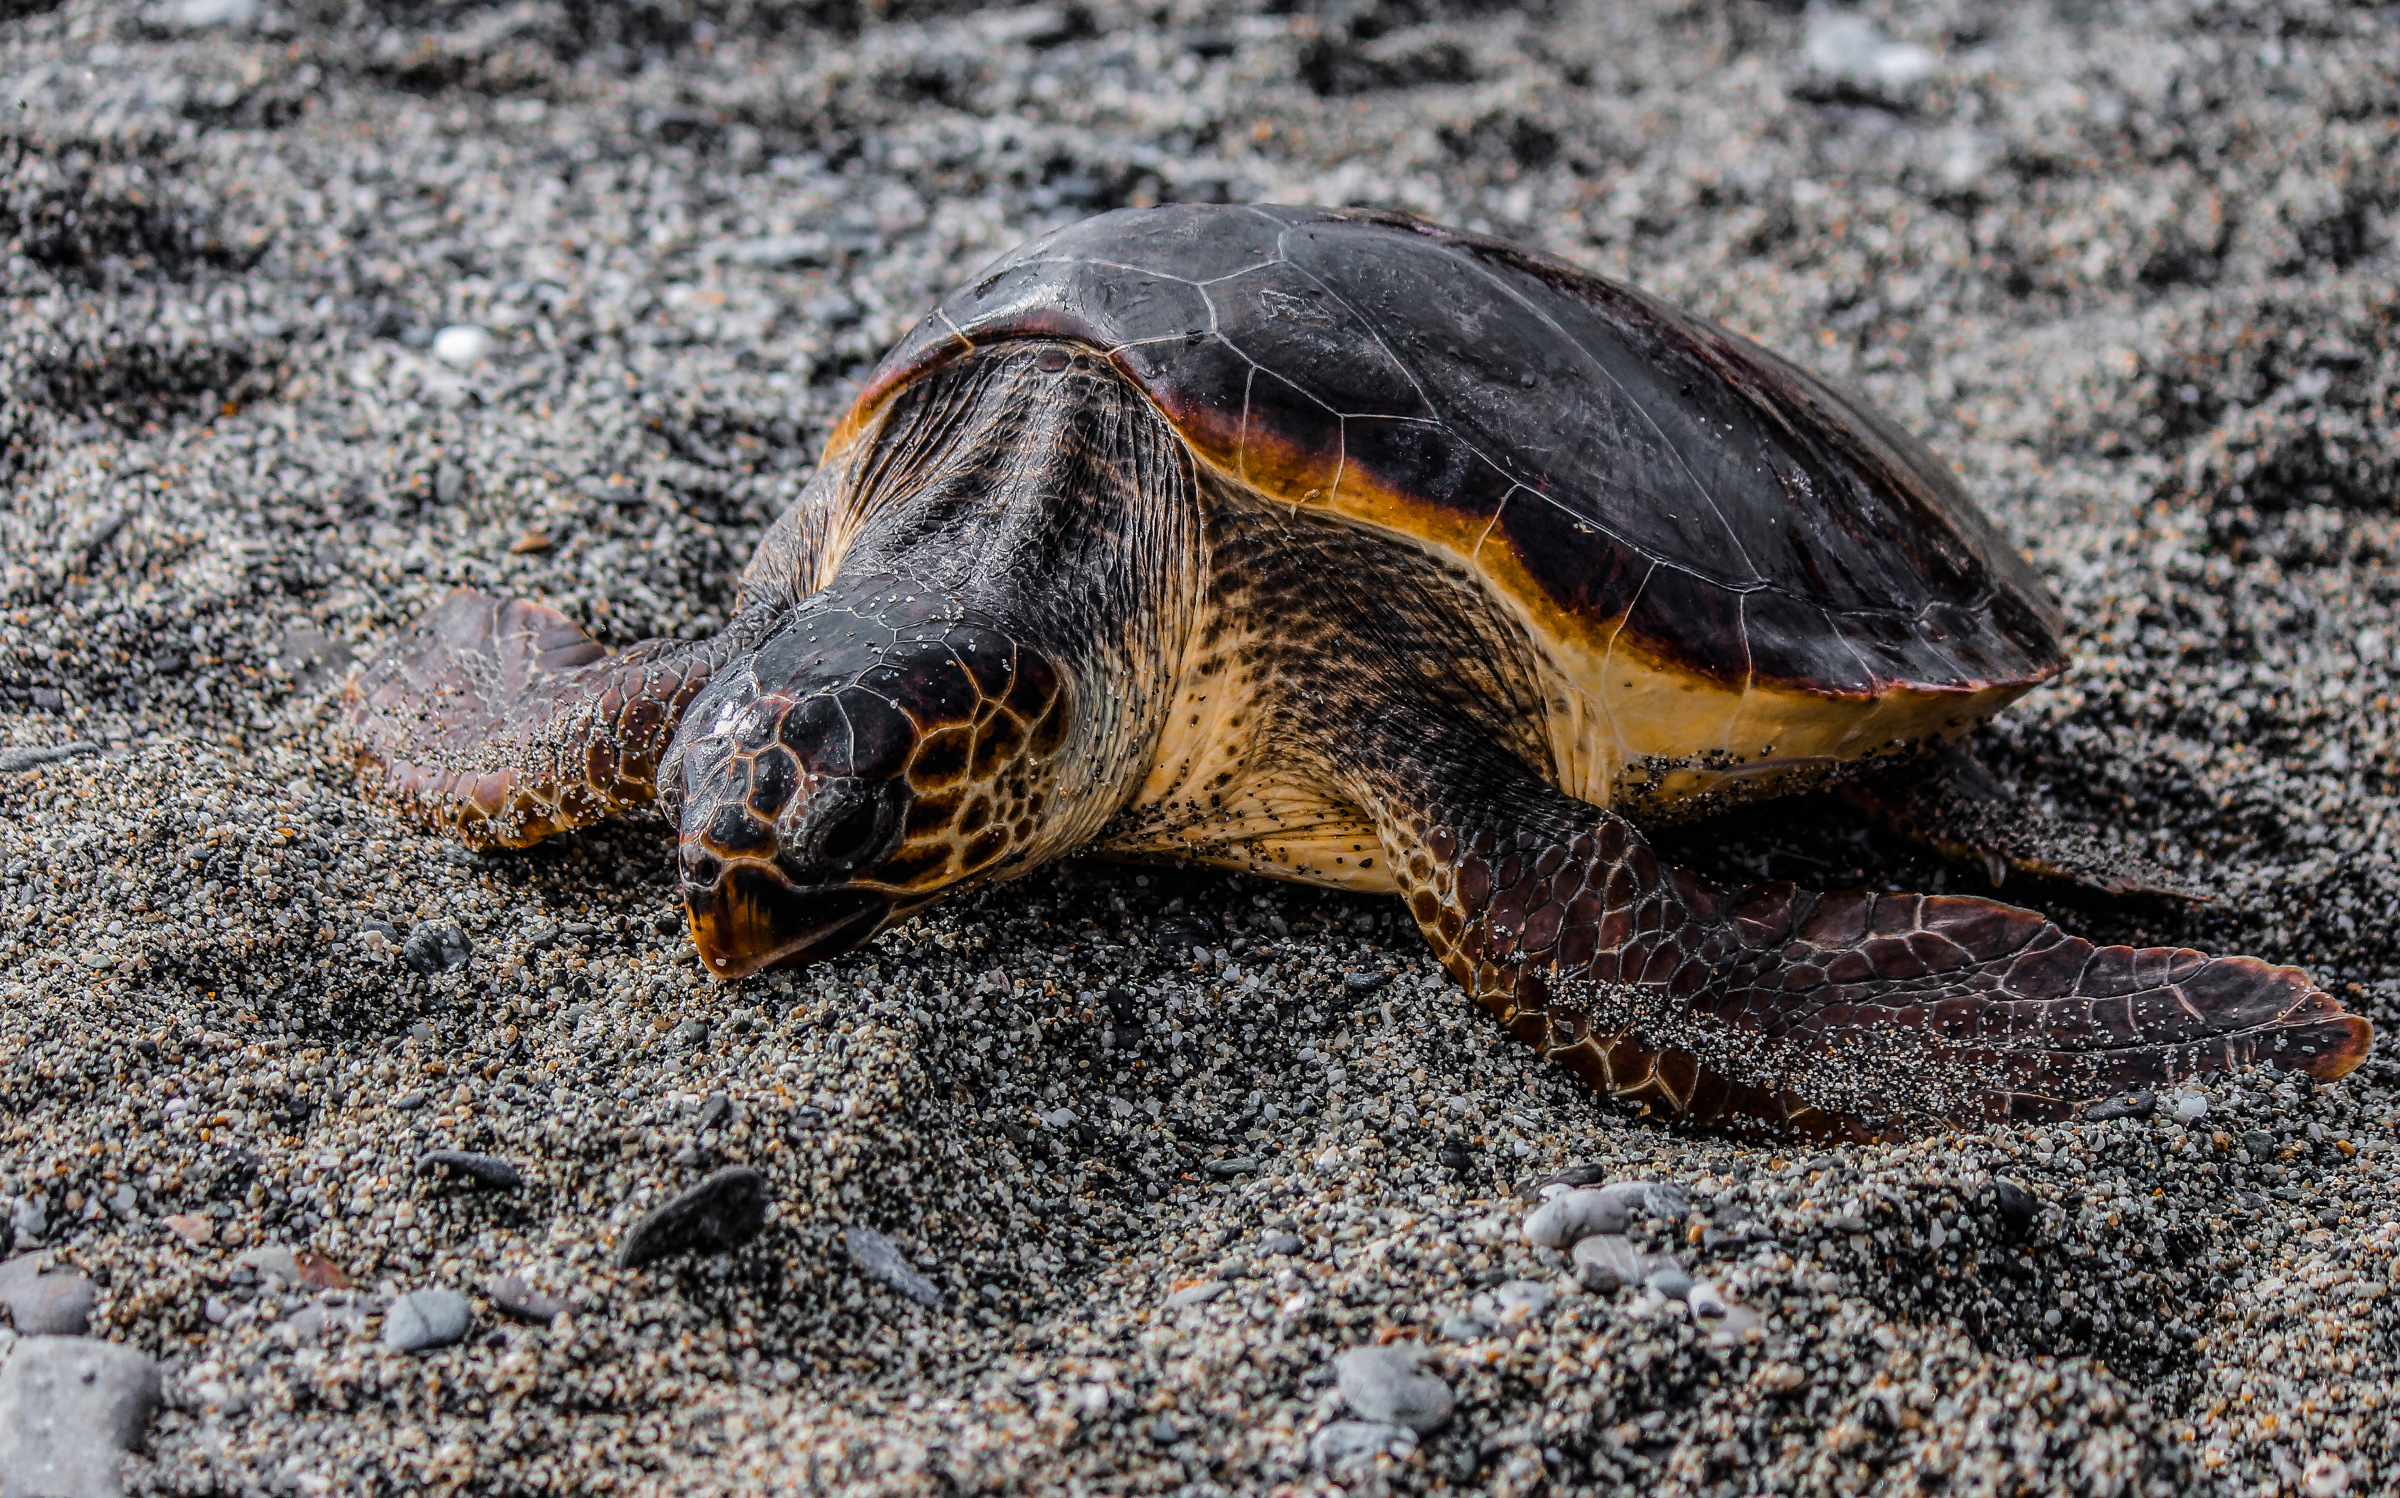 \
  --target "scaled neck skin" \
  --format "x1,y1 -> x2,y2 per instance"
765,341 -> 1203,875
